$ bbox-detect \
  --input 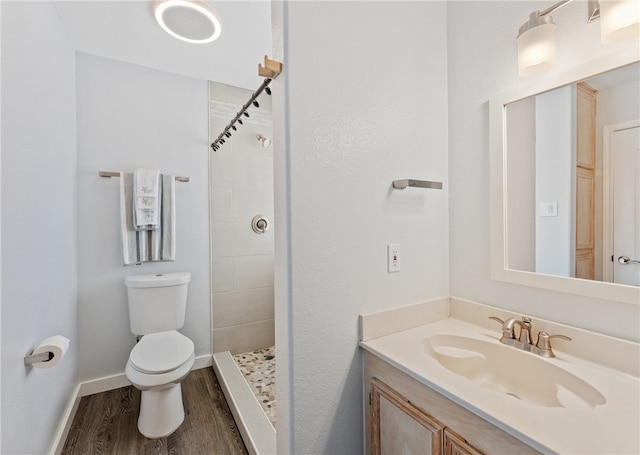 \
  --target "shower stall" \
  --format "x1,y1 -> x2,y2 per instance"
208,80 -> 276,454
